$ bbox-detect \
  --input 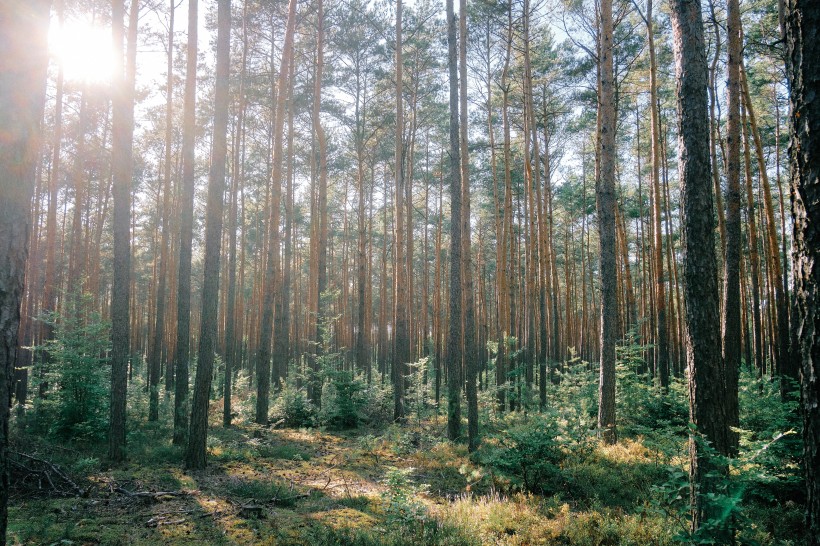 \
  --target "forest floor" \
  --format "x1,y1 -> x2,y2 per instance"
7,392 -> 806,545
